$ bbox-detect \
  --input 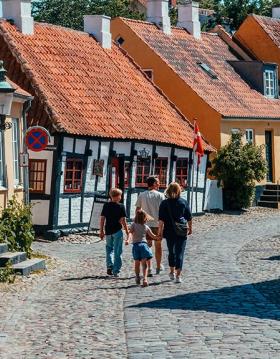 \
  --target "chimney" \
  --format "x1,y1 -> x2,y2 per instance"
84,15 -> 112,49
147,0 -> 171,35
177,1 -> 201,40
272,7 -> 280,19
1,0 -> 34,35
